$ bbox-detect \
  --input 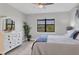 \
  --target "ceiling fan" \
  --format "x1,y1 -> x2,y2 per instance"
34,3 -> 54,8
